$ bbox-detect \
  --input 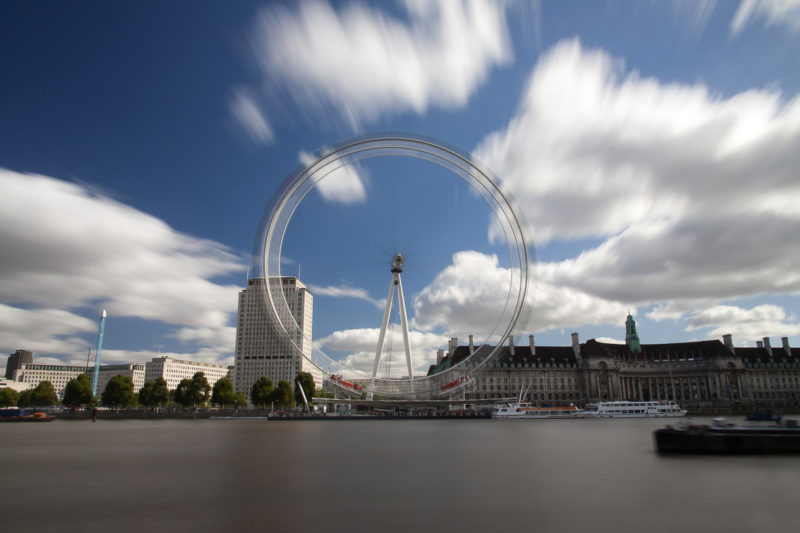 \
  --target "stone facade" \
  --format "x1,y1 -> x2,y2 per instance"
430,318 -> 800,409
